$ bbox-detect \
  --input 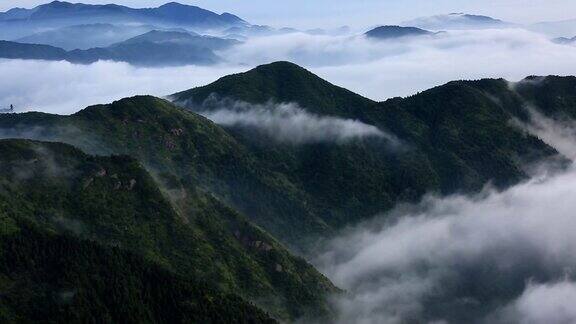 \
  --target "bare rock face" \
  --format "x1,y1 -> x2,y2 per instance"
95,168 -> 107,177
171,128 -> 184,136
127,179 -> 137,191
